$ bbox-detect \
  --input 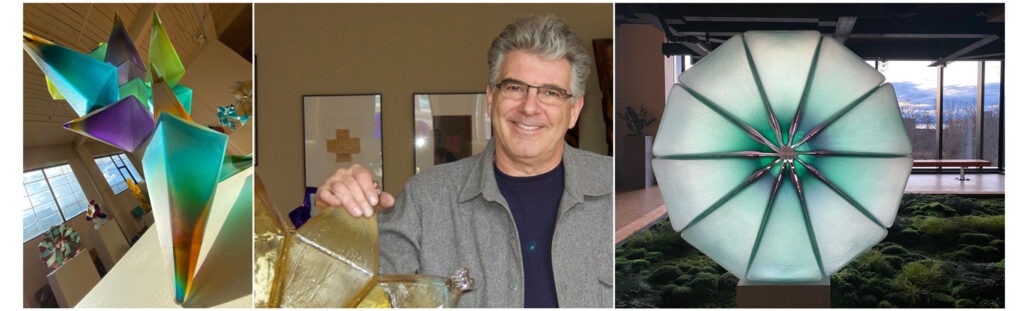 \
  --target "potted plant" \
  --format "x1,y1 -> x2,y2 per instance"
617,106 -> 657,190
